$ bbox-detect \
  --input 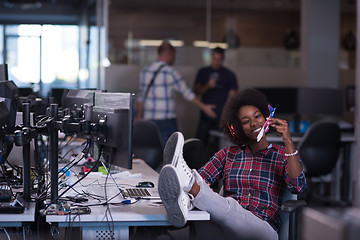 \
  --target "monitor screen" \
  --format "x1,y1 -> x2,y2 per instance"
297,87 -> 344,117
91,92 -> 134,170
256,87 -> 344,117
256,87 -> 298,115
